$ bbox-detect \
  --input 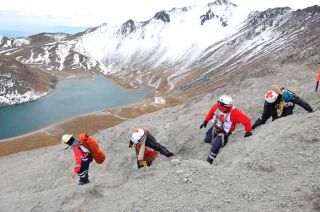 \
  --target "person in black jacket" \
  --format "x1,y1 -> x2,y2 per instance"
252,85 -> 313,129
129,128 -> 174,169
